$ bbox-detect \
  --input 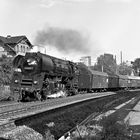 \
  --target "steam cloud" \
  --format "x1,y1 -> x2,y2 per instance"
34,26 -> 91,54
